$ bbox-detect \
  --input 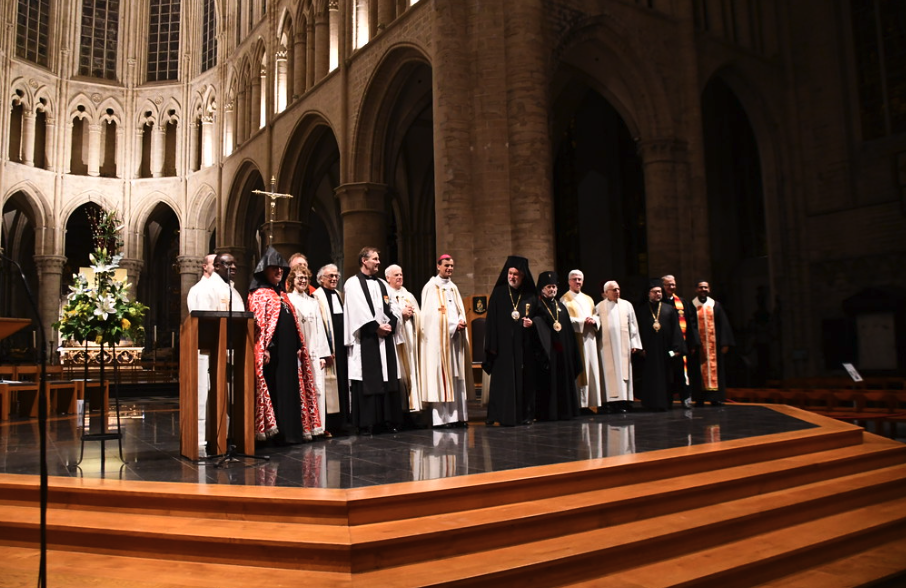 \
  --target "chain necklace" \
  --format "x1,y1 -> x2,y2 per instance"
650,300 -> 662,332
508,287 -> 522,321
542,297 -> 562,331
